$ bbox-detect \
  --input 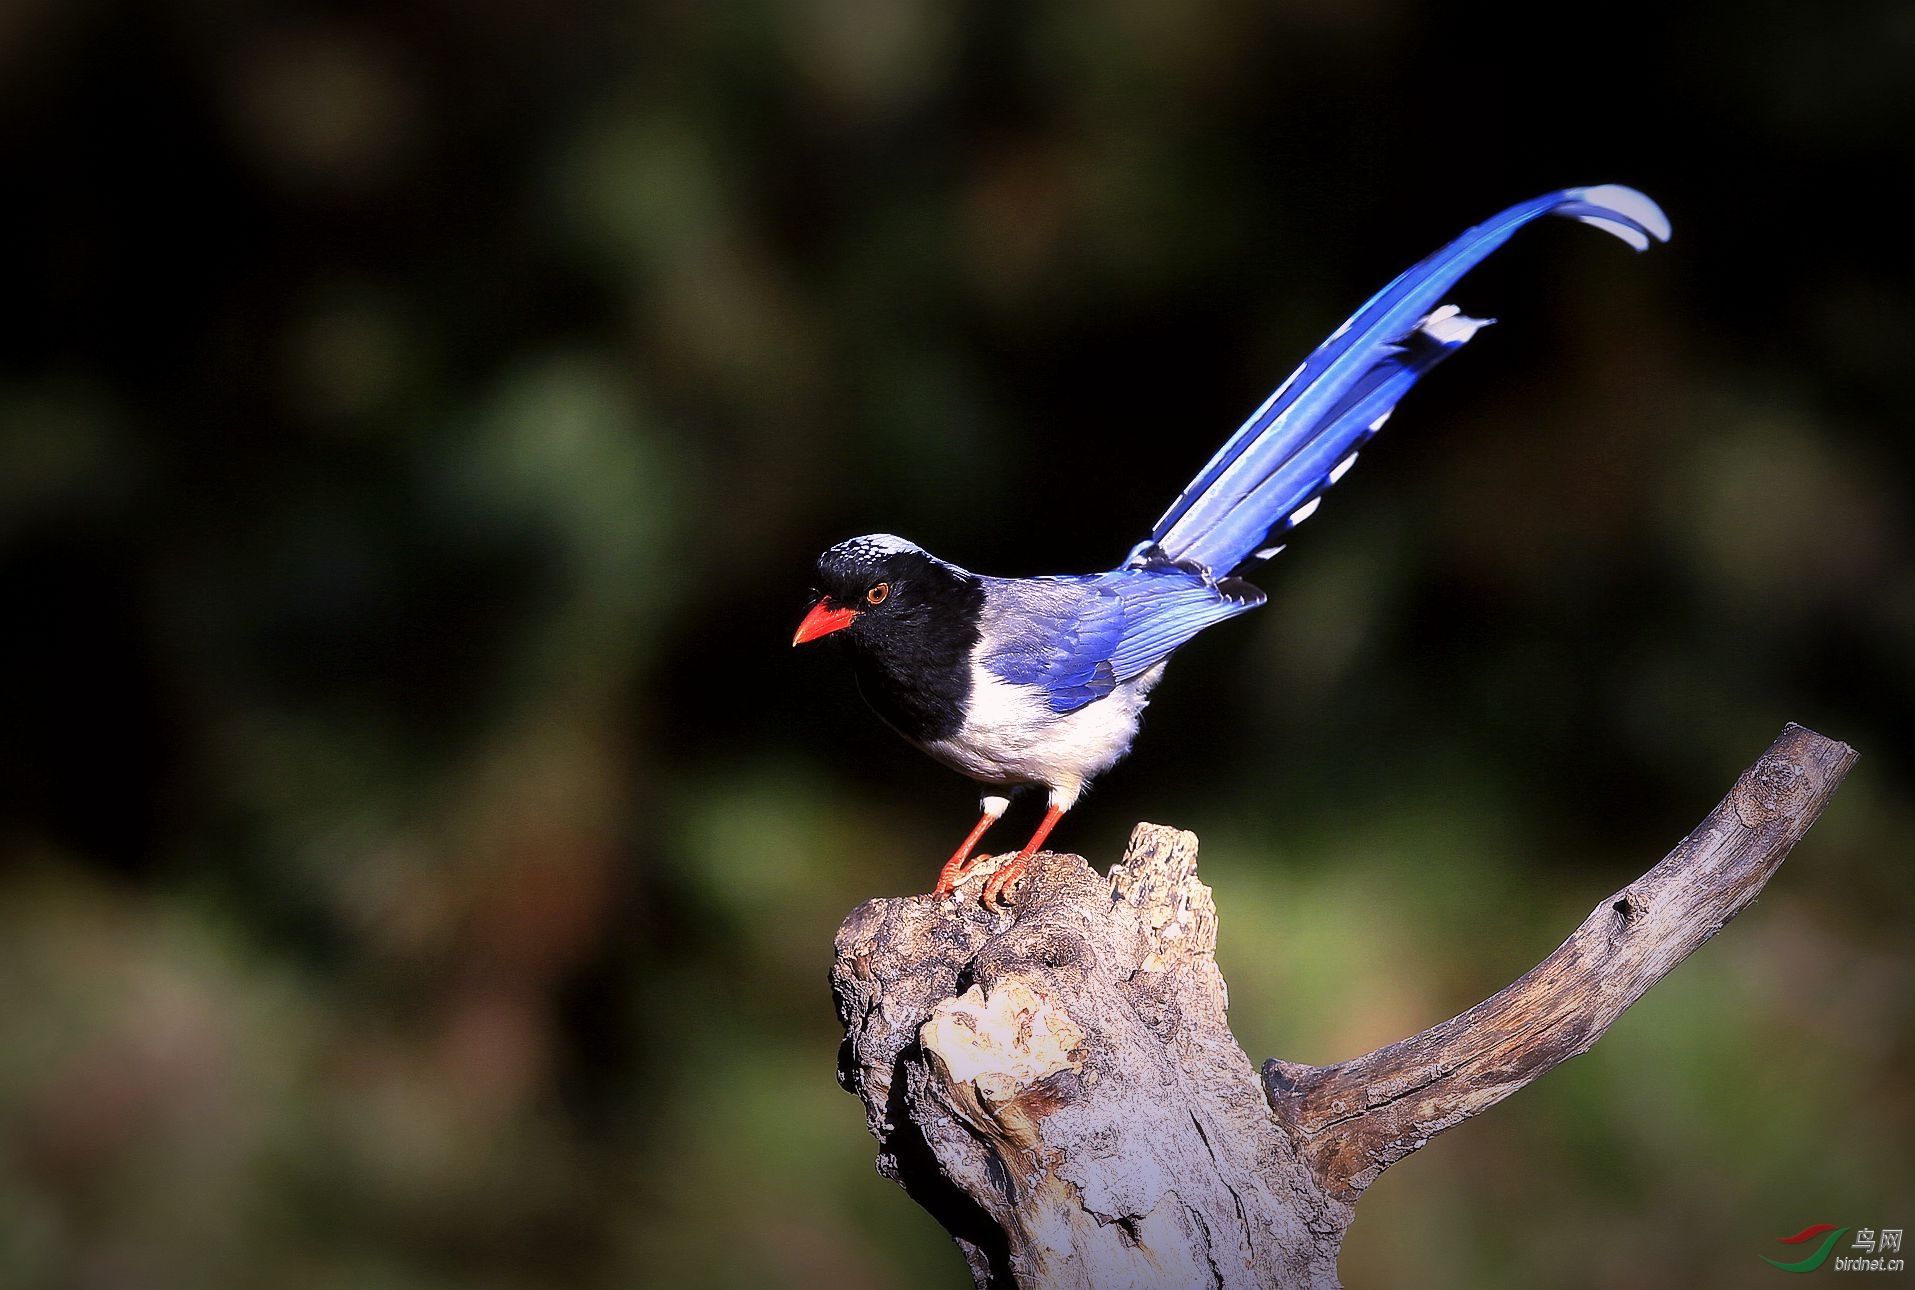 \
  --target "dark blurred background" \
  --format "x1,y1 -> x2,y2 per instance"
2,1 -> 1911,1287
